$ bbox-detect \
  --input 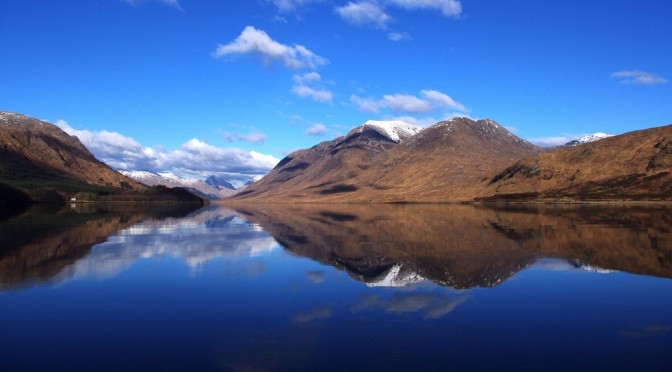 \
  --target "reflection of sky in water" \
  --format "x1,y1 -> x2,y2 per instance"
54,207 -> 280,283
1,206 -> 672,371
